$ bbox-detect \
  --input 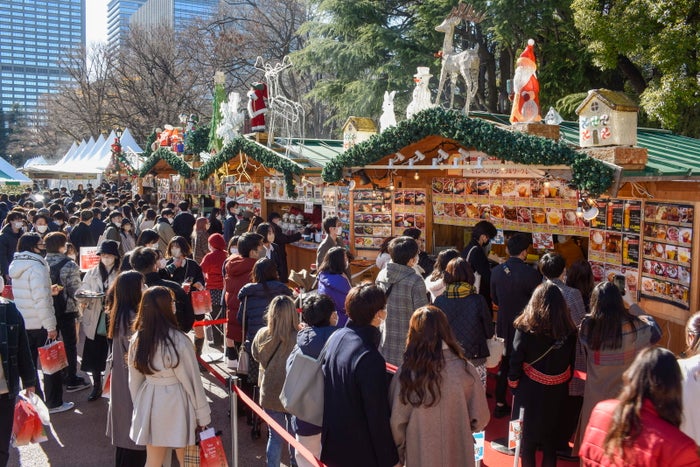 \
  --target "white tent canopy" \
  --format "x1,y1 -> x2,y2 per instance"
0,157 -> 32,185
